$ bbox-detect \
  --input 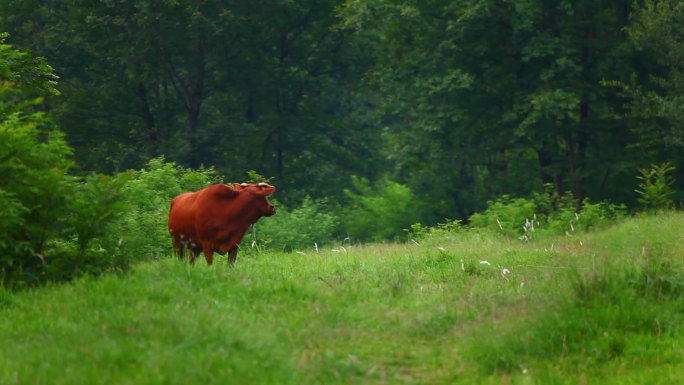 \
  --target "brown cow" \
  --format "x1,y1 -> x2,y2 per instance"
168,182 -> 276,265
